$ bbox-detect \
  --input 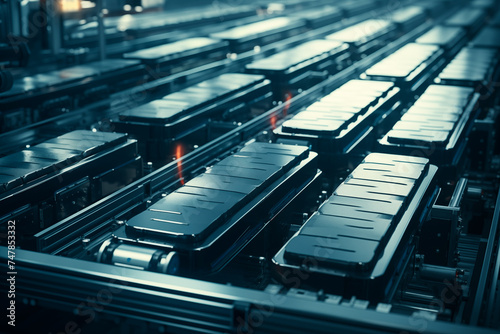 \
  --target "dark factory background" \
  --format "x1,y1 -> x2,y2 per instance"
0,0 -> 499,333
